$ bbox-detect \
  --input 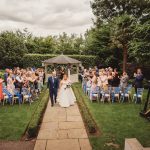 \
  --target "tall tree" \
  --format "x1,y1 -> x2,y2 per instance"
91,0 -> 150,25
110,14 -> 135,71
129,19 -> 150,66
